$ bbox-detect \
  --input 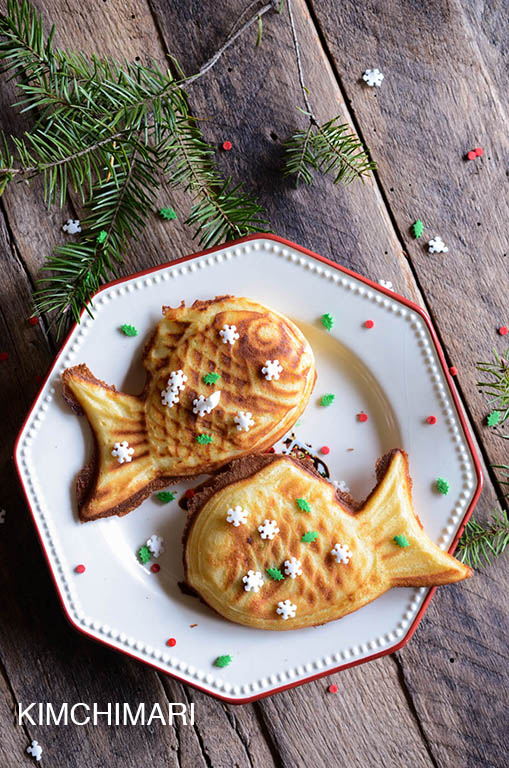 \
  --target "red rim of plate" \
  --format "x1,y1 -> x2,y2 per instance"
14,233 -> 483,704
